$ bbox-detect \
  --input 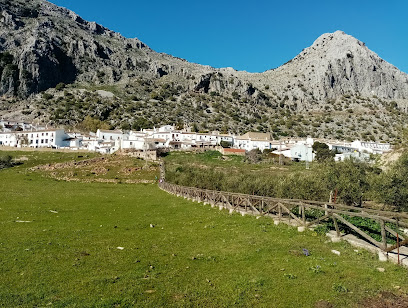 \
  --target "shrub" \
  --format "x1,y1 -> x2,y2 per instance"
0,155 -> 13,170
42,93 -> 54,100
373,153 -> 408,210
312,142 -> 334,162
55,82 -> 66,91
